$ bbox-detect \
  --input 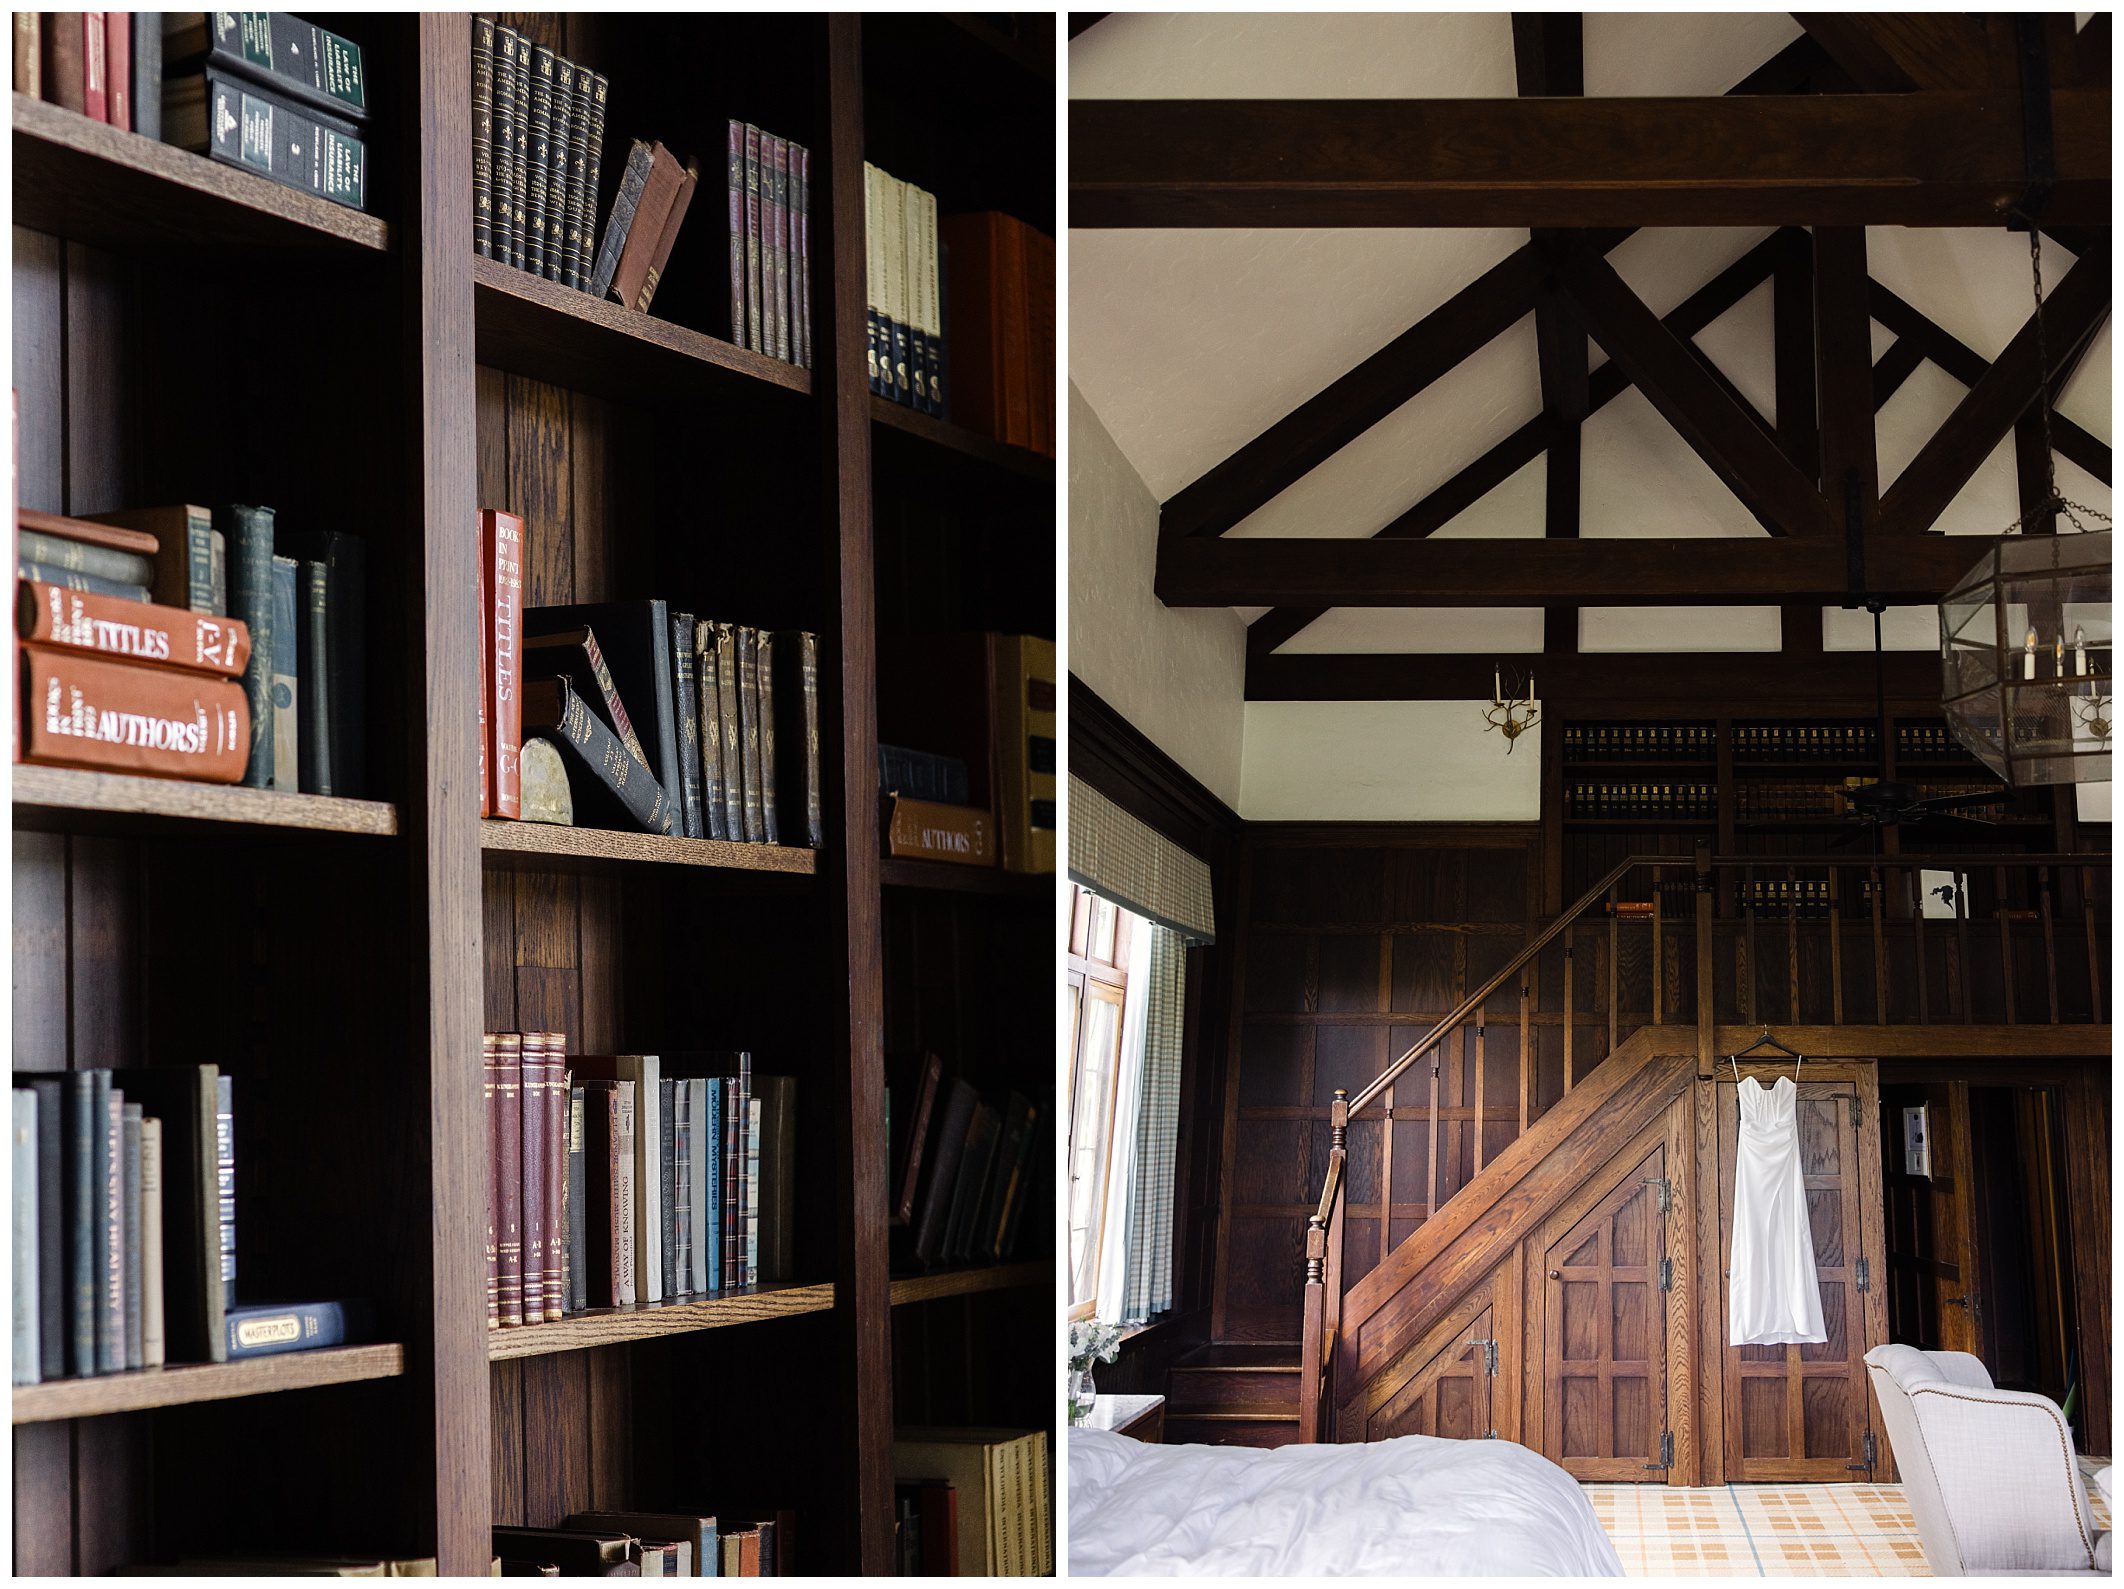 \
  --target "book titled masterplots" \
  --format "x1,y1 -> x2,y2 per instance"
16,505 -> 367,794
484,1036 -> 796,1330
